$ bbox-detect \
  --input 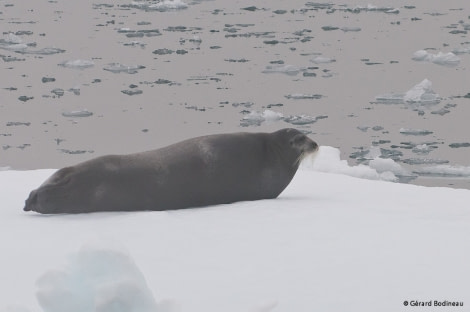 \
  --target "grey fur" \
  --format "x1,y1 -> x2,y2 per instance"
24,128 -> 318,214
